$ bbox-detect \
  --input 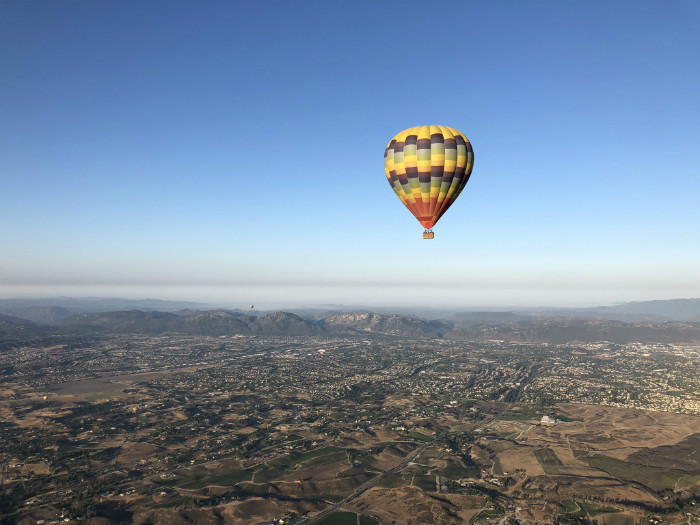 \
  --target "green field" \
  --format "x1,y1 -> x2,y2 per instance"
359,454 -> 378,467
170,446 -> 354,491
251,465 -> 288,483
533,447 -> 564,466
316,512 -> 378,525
471,506 -> 504,523
303,450 -> 348,468
559,499 -> 580,514
239,482 -> 269,496
579,500 -> 619,517
269,446 -> 344,468
499,409 -> 542,421
556,414 -> 584,422
584,455 -> 693,491
492,457 -> 504,476
559,499 -> 619,519
626,433 -> 700,472
316,512 -> 357,525
413,474 -> 438,491
377,473 -> 411,488
435,460 -> 479,479
408,431 -> 434,442
176,469 -> 253,489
